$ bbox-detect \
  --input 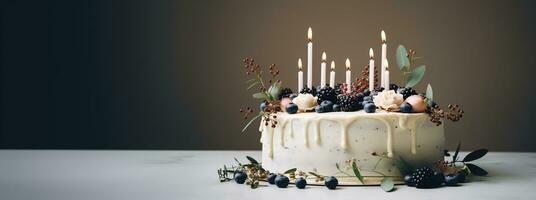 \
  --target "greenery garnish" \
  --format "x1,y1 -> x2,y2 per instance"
351,161 -> 365,184
284,168 -> 297,174
426,84 -> 433,101
240,58 -> 283,133
448,142 -> 489,176
396,45 -> 426,87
